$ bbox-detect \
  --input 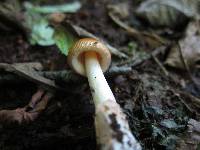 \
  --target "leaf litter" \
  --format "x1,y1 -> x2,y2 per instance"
136,0 -> 200,28
165,21 -> 200,69
0,0 -> 200,149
